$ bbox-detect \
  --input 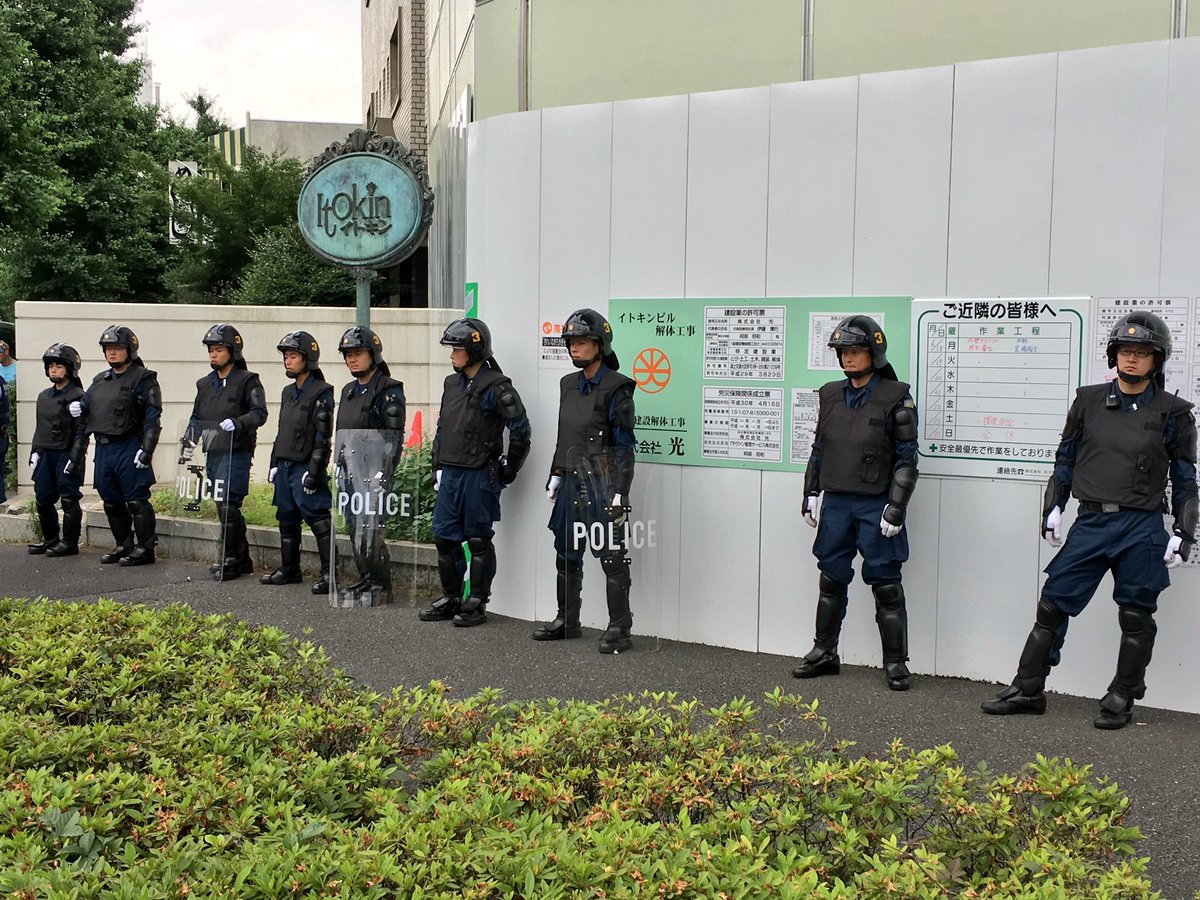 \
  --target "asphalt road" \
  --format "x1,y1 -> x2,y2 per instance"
3,541 -> 1198,898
